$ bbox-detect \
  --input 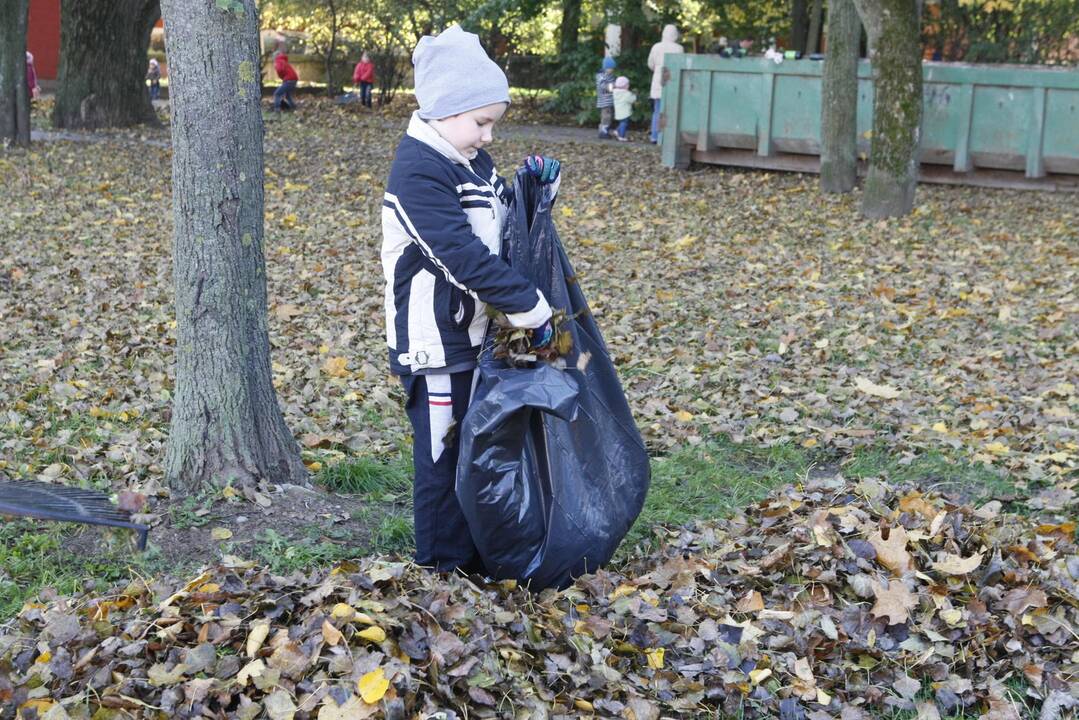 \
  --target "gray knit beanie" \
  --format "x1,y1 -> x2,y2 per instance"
413,25 -> 510,120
